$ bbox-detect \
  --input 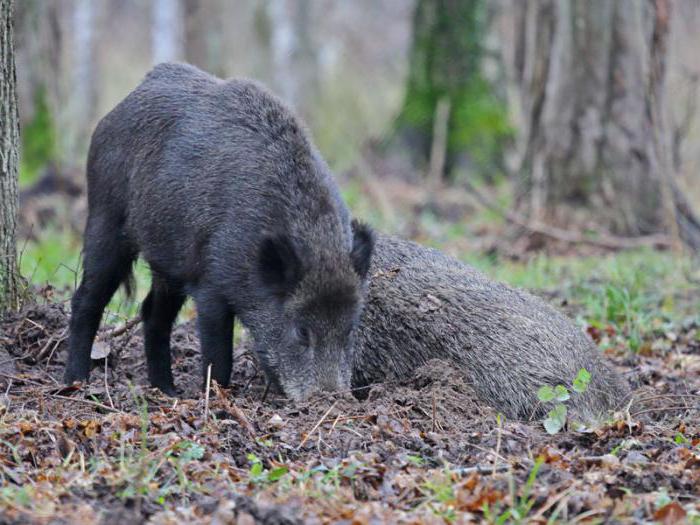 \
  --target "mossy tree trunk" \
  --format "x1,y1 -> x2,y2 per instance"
511,0 -> 682,237
1,0 -> 20,313
394,0 -> 510,181
14,0 -> 59,183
